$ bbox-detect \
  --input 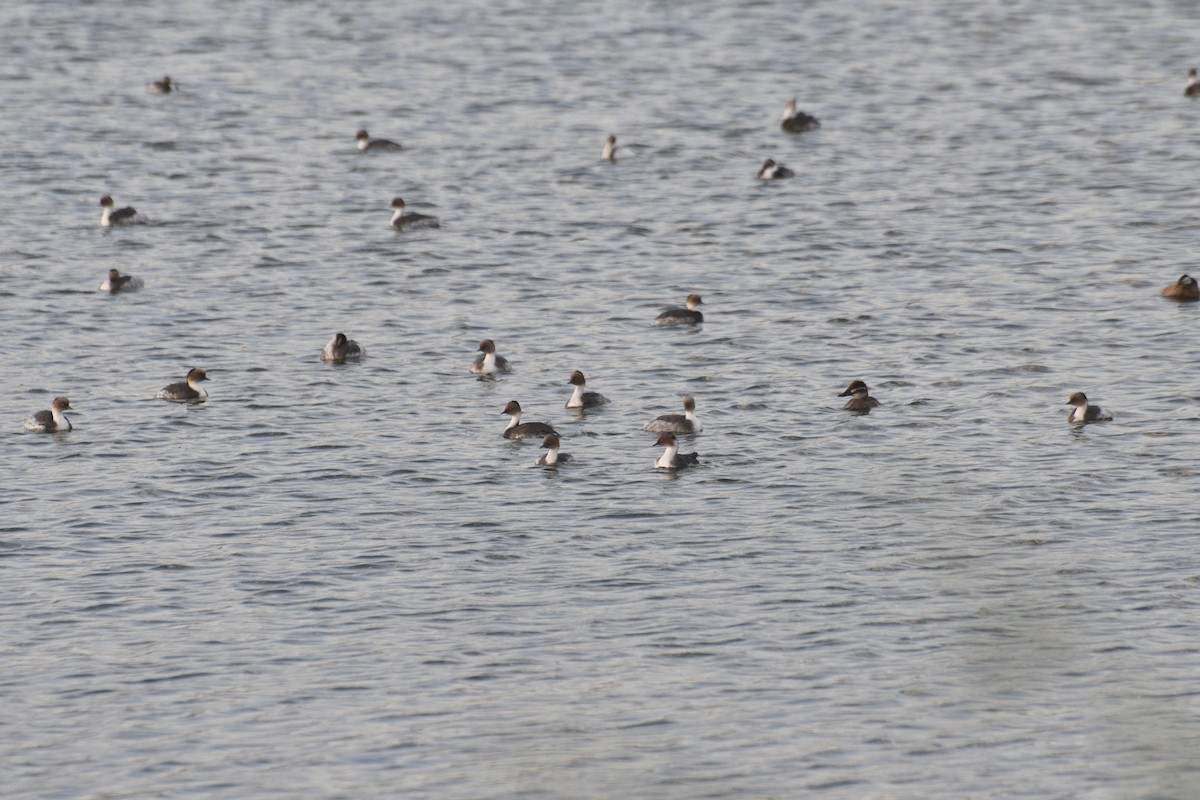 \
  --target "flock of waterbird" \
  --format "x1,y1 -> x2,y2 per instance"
463,304 -> 714,469
22,71 -> 1200,463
